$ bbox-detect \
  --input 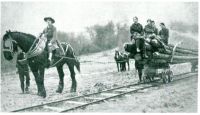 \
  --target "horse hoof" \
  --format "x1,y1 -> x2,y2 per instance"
40,92 -> 46,98
37,92 -> 42,96
70,89 -> 76,93
42,94 -> 46,98
37,91 -> 46,98
56,89 -> 62,93
25,87 -> 29,92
